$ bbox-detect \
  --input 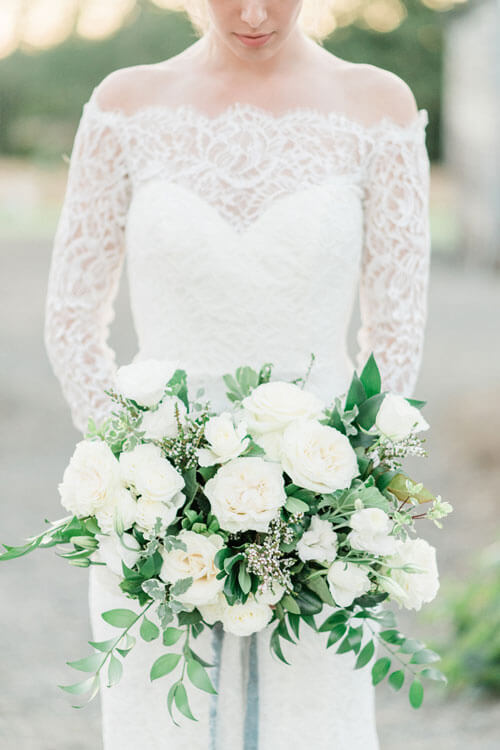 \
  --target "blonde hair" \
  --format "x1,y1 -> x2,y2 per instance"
160,1 -> 336,42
